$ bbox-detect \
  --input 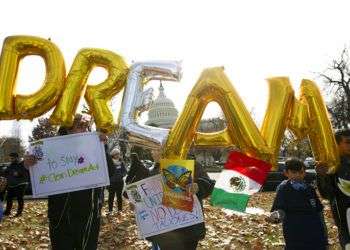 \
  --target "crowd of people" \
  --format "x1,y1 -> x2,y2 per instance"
1,113 -> 350,250
0,114 -> 215,250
